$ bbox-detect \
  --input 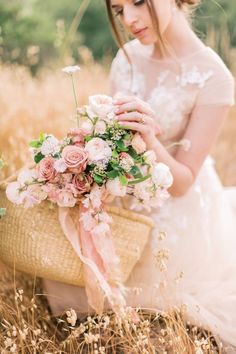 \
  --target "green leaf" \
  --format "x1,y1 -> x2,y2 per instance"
84,135 -> 93,142
0,158 -> 5,170
112,150 -> 119,158
107,170 -> 119,179
34,152 -> 44,164
93,174 -> 104,185
29,140 -> 42,148
116,140 -> 128,152
128,174 -> 152,185
0,208 -> 6,218
39,133 -> 46,142
128,147 -> 139,159
119,174 -> 128,186
130,165 -> 143,179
